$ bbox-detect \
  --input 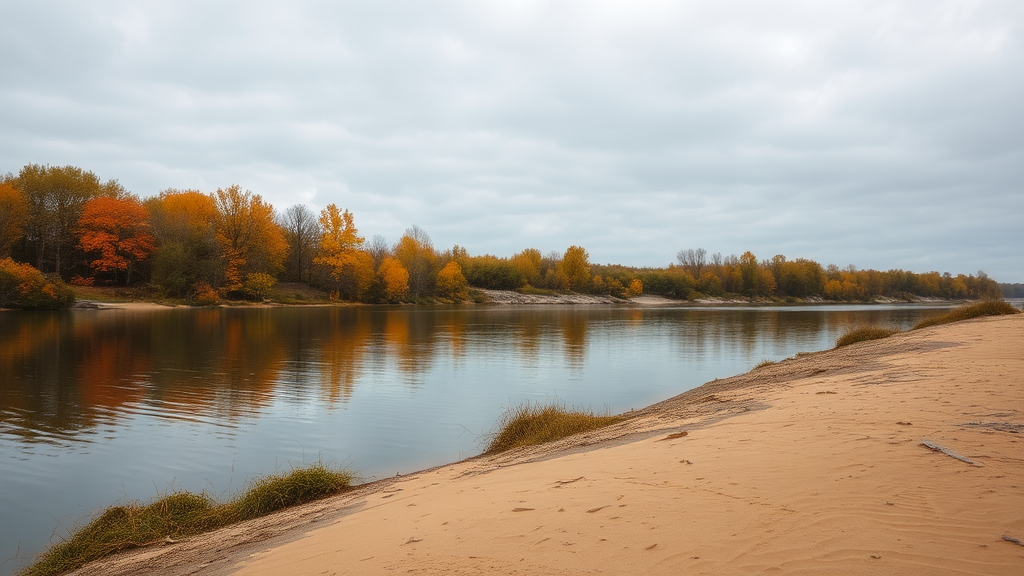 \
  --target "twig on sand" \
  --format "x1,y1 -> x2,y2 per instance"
920,439 -> 978,465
